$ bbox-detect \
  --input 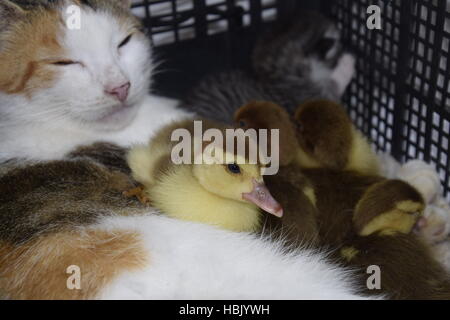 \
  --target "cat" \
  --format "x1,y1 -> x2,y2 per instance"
0,0 -> 370,299
180,10 -> 356,123
0,142 -> 371,299
0,0 -> 189,161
